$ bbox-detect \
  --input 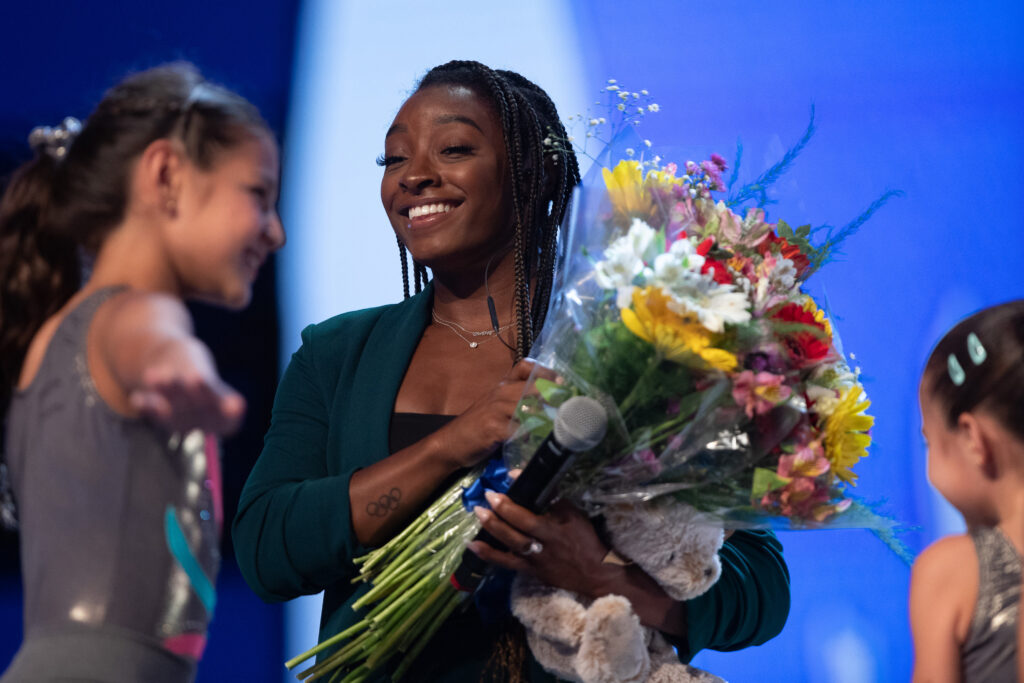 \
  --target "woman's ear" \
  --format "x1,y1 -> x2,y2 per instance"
134,138 -> 185,218
958,412 -> 998,479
